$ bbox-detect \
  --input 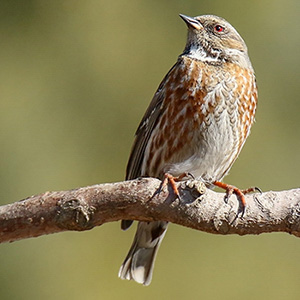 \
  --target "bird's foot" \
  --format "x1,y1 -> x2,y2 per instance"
213,181 -> 261,216
162,173 -> 192,200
